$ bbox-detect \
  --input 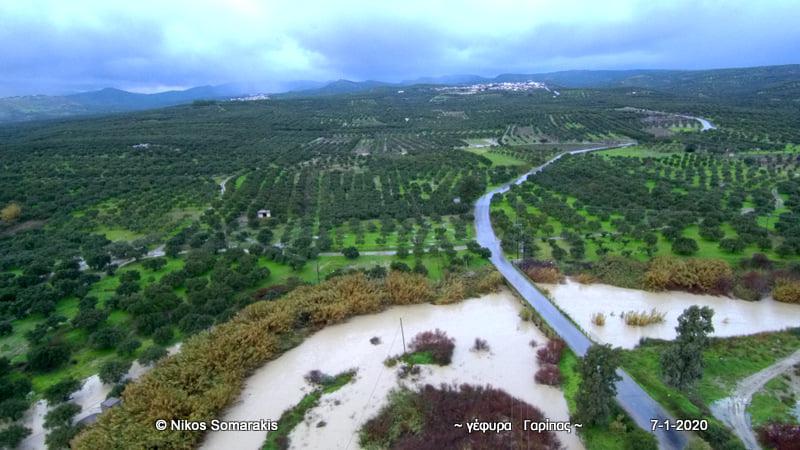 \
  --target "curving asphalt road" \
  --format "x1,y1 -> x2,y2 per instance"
474,143 -> 688,450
